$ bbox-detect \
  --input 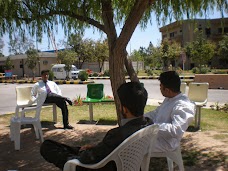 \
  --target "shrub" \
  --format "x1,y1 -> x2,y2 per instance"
103,70 -> 110,77
146,69 -> 153,76
92,72 -> 99,77
78,70 -> 88,81
192,67 -> 199,74
48,70 -> 54,80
